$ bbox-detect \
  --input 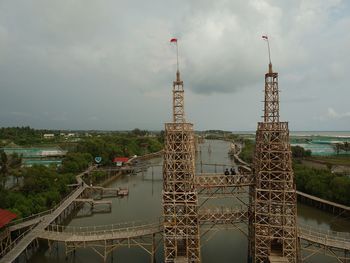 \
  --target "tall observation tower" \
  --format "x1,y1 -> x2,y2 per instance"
249,36 -> 298,263
162,38 -> 201,263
